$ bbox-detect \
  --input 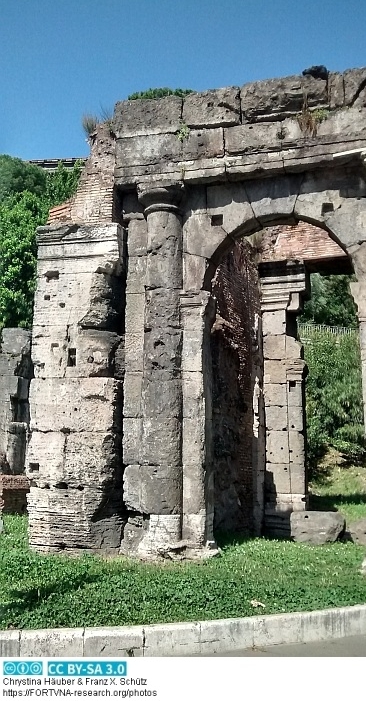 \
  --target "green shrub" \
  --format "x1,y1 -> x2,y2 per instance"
127,87 -> 194,100
304,331 -> 364,471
